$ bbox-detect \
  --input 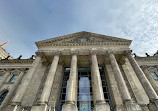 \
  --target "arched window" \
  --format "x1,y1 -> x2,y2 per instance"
0,91 -> 9,105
